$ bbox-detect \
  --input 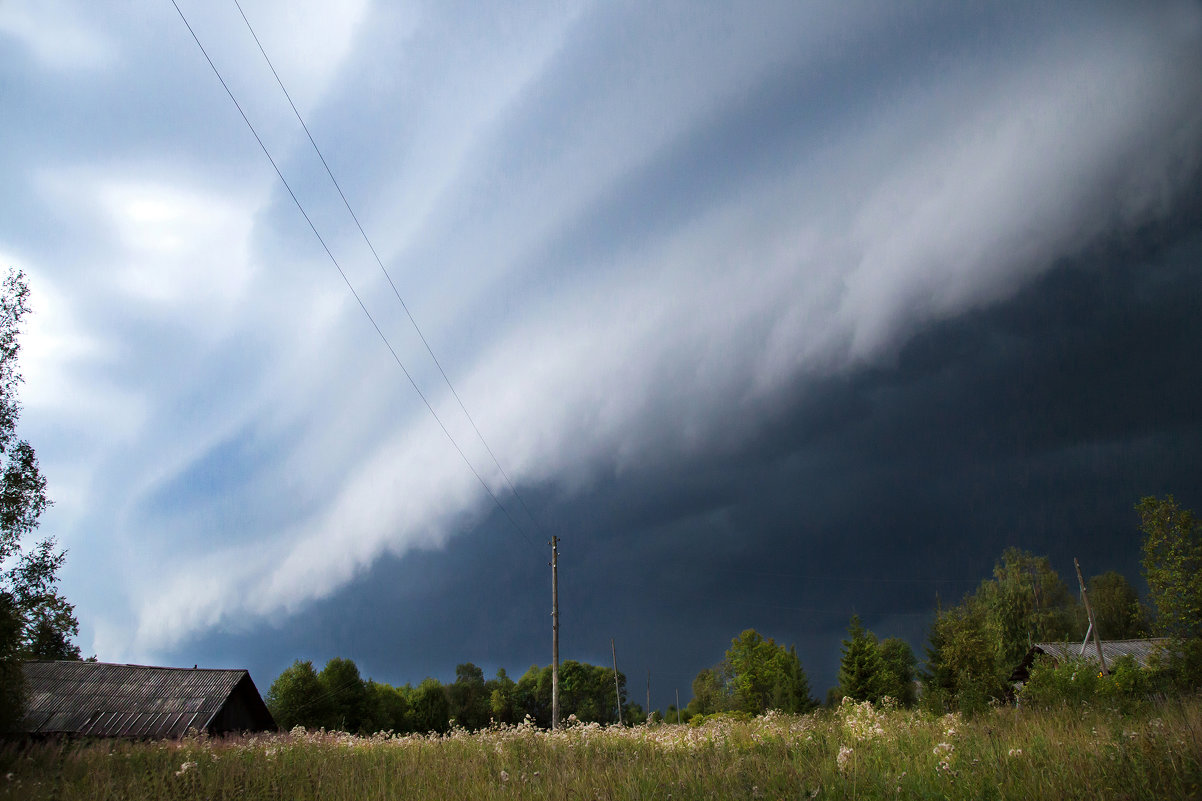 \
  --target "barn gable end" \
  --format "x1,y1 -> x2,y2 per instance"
19,661 -> 276,738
